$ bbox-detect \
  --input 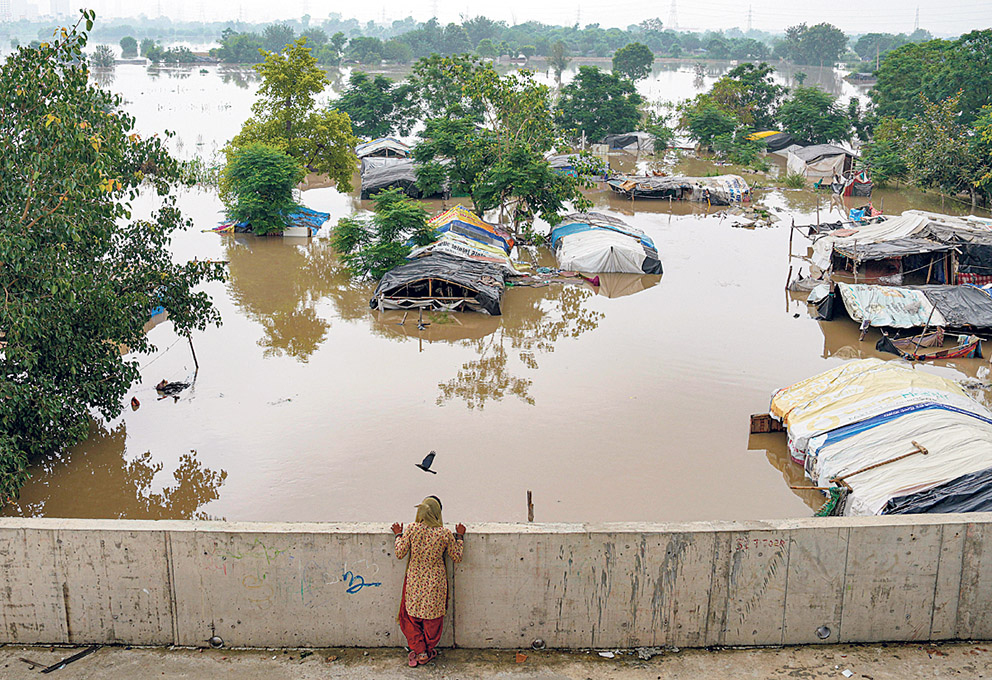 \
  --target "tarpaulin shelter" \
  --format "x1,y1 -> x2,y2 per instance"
406,206 -> 526,276
207,206 -> 330,237
776,143 -> 857,181
551,212 -> 662,274
835,282 -> 992,330
370,253 -> 506,315
602,132 -> 656,153
747,130 -> 795,152
360,158 -> 448,200
607,174 -> 750,205
769,358 -> 992,516
355,137 -> 411,159
546,154 -> 610,178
